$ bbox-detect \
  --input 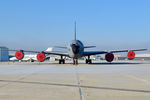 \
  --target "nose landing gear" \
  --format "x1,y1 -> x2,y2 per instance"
73,58 -> 78,65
